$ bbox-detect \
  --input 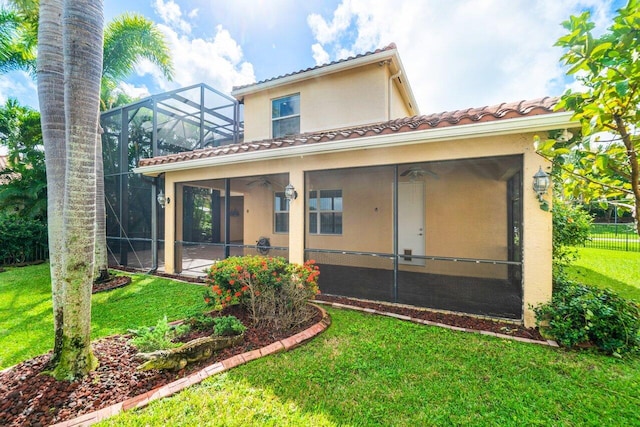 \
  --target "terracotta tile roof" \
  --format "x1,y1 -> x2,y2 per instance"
138,96 -> 559,168
232,43 -> 398,93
